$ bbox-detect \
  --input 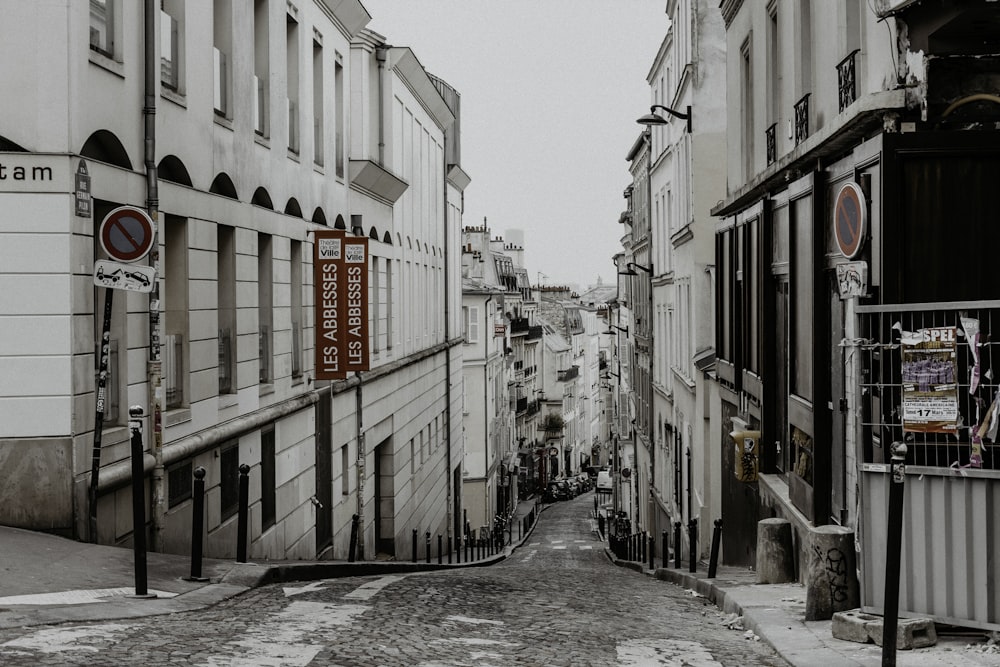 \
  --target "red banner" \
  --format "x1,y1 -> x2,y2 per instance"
314,230 -> 346,379
341,236 -> 369,372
